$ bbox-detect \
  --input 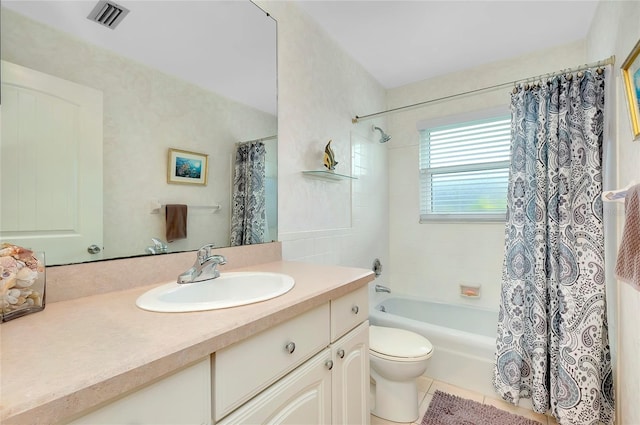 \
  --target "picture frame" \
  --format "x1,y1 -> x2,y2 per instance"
167,148 -> 208,185
621,38 -> 640,141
